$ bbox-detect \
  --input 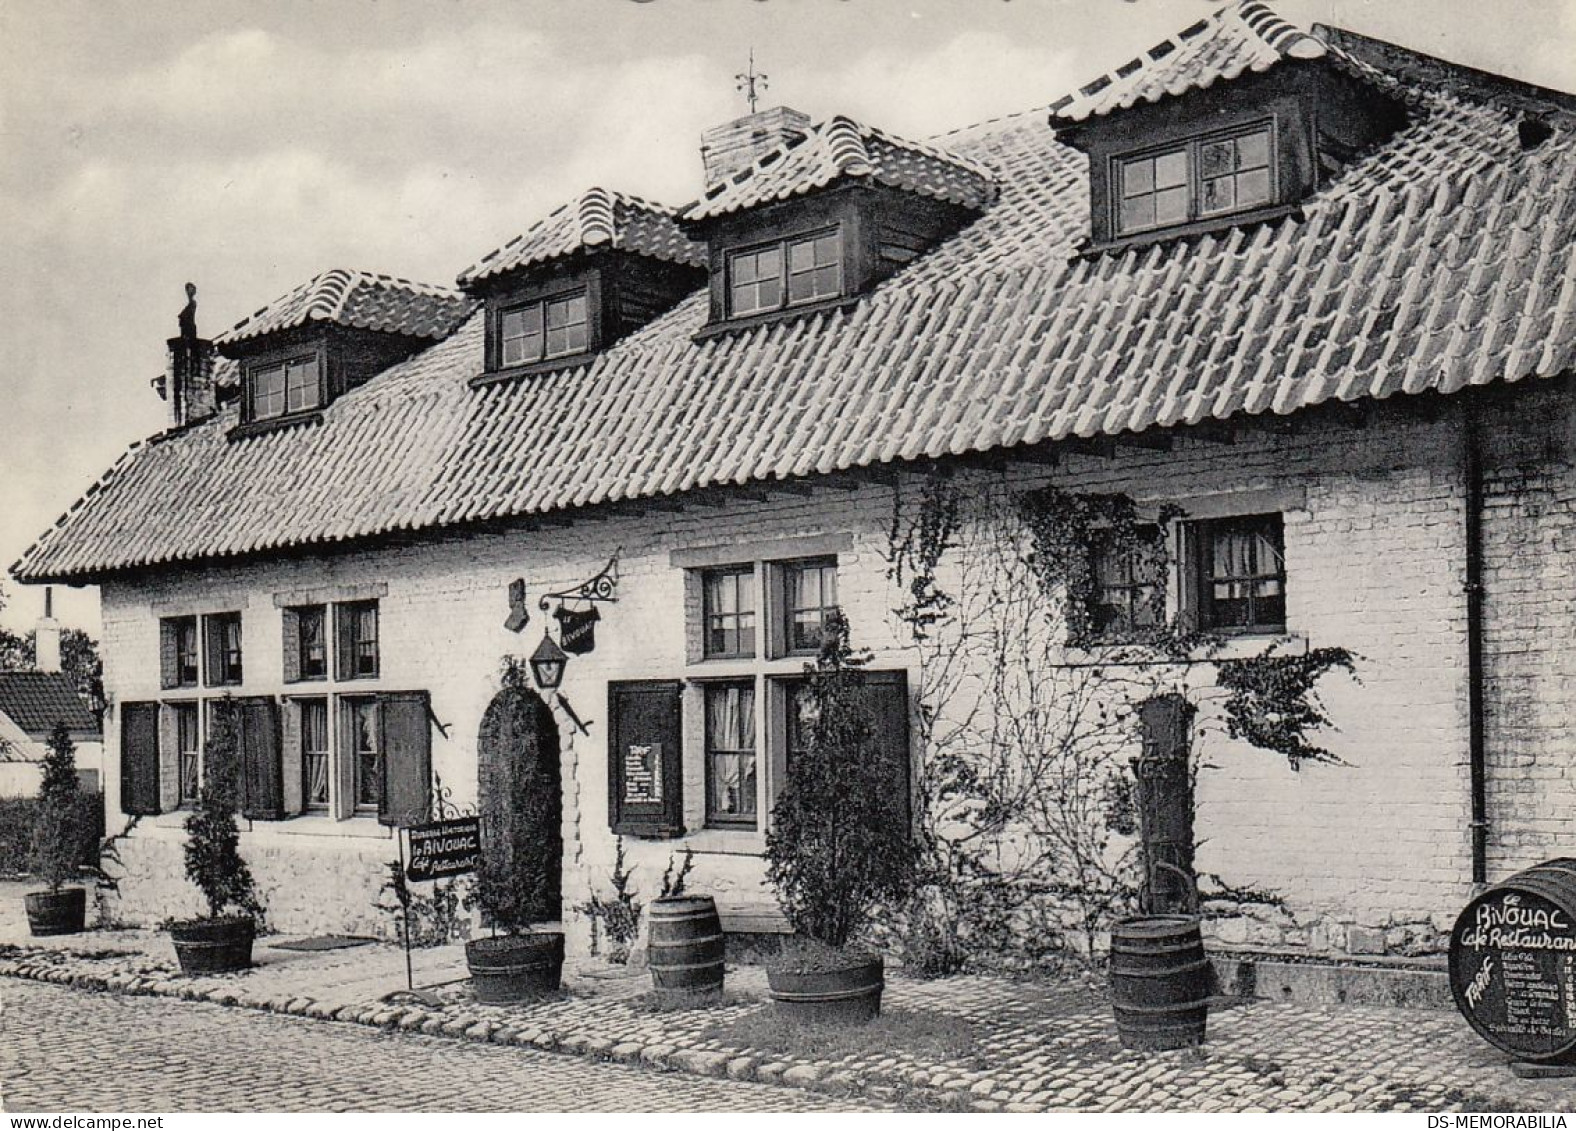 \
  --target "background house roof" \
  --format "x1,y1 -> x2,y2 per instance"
0,672 -> 100,744
10,15 -> 1576,583
456,188 -> 706,289
681,115 -> 998,223
215,269 -> 476,348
